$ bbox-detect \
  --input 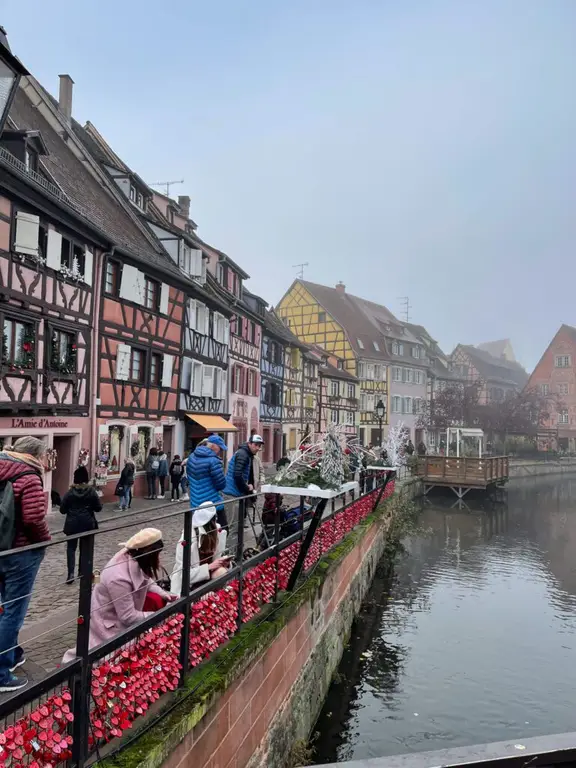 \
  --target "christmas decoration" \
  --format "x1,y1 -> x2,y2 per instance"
45,448 -> 58,472
0,481 -> 396,763
320,428 -> 345,488
77,449 -> 89,467
274,425 -> 350,490
383,422 -> 409,468
50,332 -> 77,375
